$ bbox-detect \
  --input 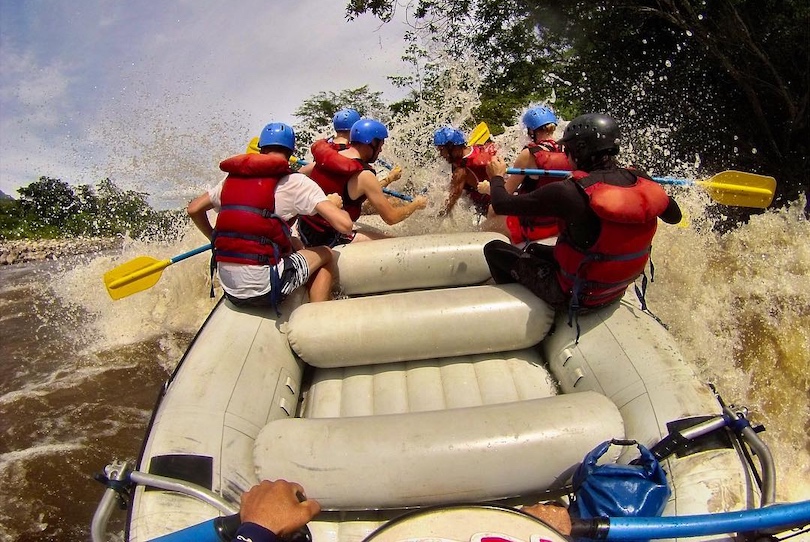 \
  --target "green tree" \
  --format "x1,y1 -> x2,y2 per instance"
1,176 -> 188,241
293,86 -> 388,149
346,0 -> 809,204
0,198 -> 25,239
347,0 -> 569,132
17,177 -> 81,229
